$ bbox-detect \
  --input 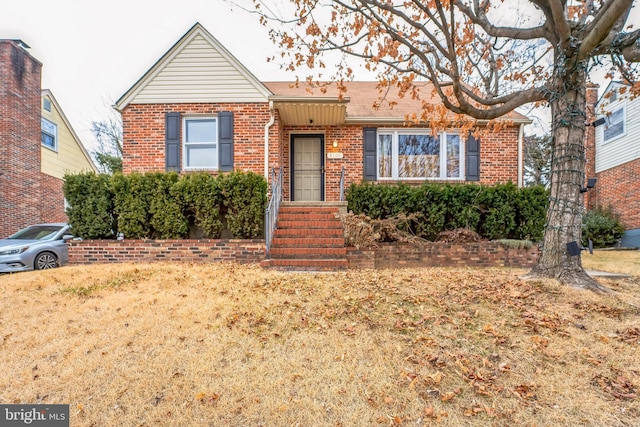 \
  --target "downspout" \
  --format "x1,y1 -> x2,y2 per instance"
518,123 -> 524,188
264,100 -> 275,178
